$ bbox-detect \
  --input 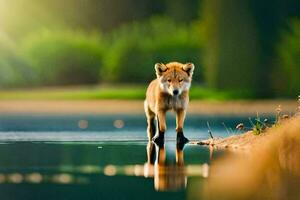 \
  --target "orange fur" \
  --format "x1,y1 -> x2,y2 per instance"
144,62 -> 194,142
